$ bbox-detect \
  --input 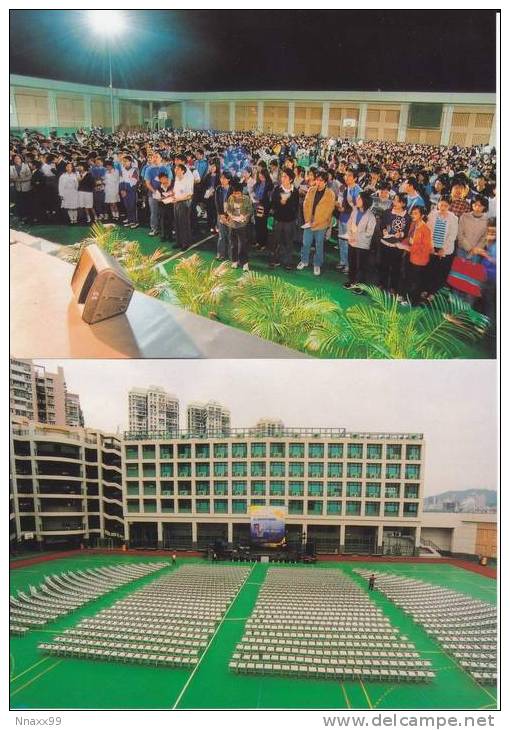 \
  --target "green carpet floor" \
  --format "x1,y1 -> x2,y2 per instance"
10,555 -> 497,710
17,220 -> 491,359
